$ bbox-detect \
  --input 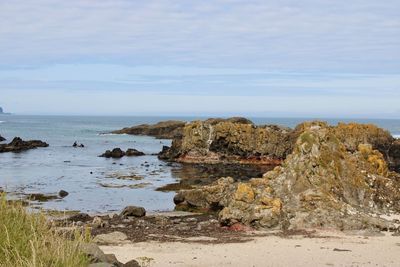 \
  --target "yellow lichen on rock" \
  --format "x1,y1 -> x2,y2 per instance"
234,183 -> 255,203
259,197 -> 282,213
